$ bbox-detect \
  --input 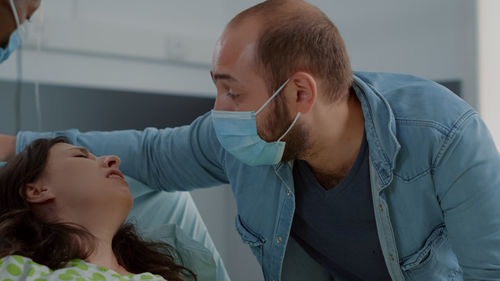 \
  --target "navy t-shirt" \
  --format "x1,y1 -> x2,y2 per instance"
291,133 -> 391,280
